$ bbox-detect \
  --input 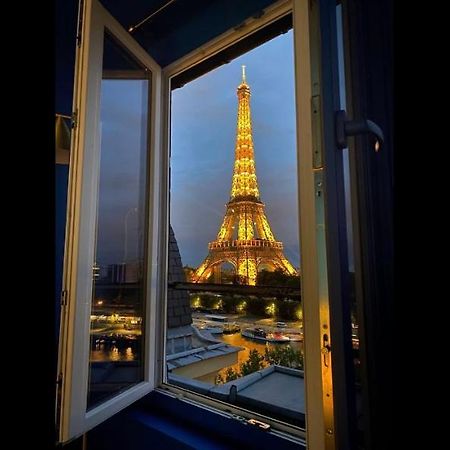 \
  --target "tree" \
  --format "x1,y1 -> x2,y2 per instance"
264,346 -> 303,369
240,349 -> 266,376
224,367 -> 239,382
215,346 -> 304,386
215,367 -> 239,384
256,268 -> 301,288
